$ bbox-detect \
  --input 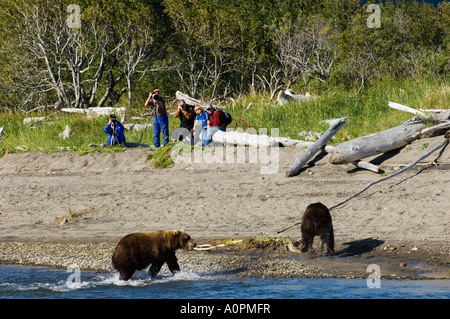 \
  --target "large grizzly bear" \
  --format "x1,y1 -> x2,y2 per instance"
112,230 -> 196,280
300,202 -> 335,255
